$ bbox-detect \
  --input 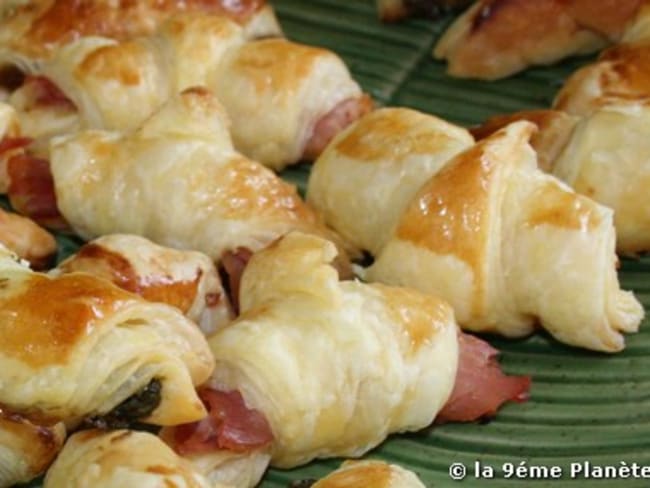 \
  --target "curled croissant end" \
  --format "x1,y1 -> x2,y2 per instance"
0,409 -> 65,487
43,430 -> 213,488
0,208 -> 56,270
57,234 -> 233,335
